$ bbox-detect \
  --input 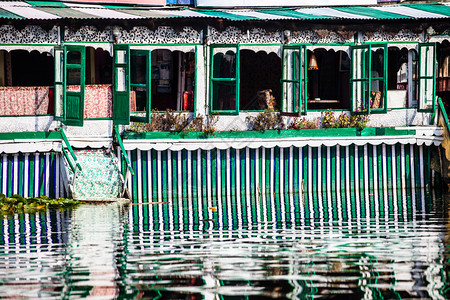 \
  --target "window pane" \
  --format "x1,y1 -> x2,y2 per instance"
370,80 -> 384,109
282,82 -> 299,113
67,51 -> 81,65
419,78 -> 434,109
213,49 -> 236,79
132,86 -> 147,112
283,49 -> 300,81
116,50 -> 126,64
212,82 -> 236,111
67,68 -> 81,91
352,81 -> 369,112
131,54 -> 147,85
116,67 -> 126,92
55,50 -> 63,82
55,84 -> 64,118
353,48 -> 368,80
371,48 -> 384,79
